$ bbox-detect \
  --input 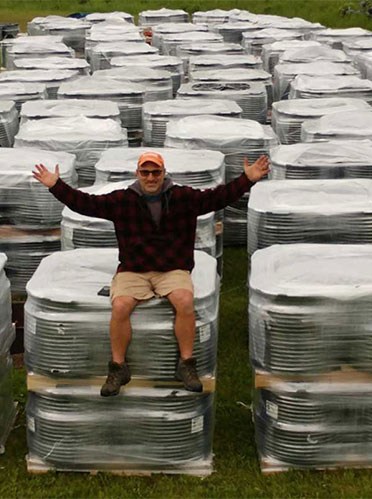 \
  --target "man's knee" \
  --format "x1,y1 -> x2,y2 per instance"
112,296 -> 137,320
168,289 -> 194,315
